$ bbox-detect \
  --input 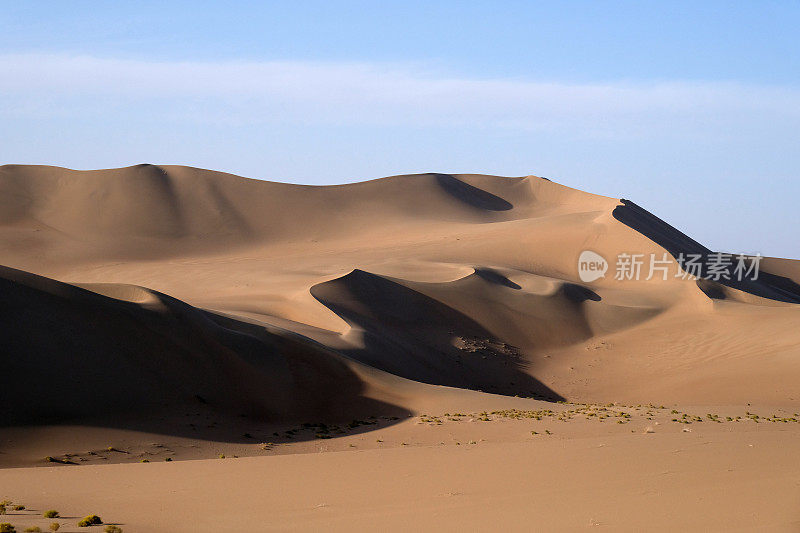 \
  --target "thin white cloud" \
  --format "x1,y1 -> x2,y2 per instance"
1,53 -> 799,139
